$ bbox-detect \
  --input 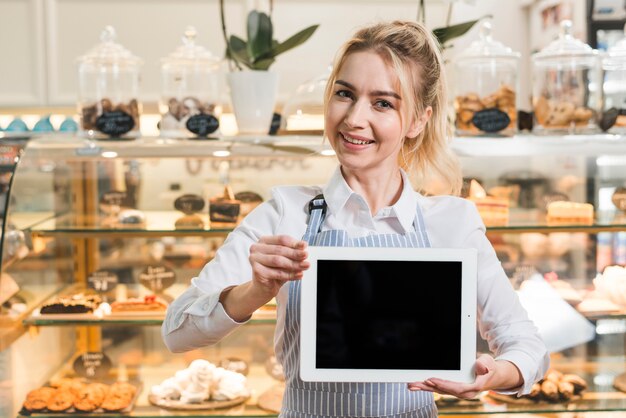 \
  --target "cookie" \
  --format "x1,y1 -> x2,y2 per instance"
47,388 -> 75,412
23,387 -> 56,411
